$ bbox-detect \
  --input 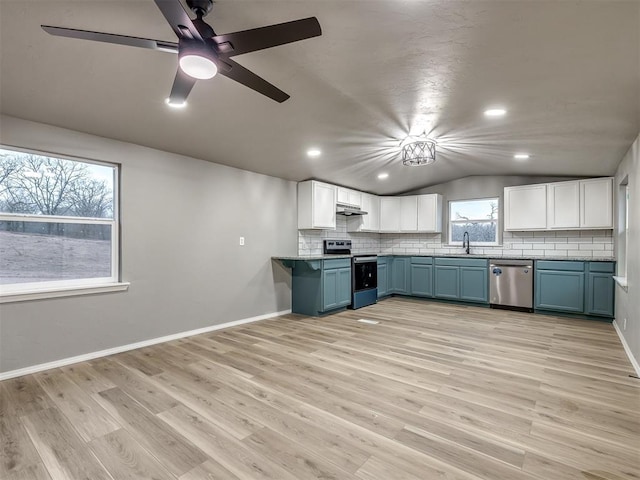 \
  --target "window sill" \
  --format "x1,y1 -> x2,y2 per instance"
613,276 -> 629,292
0,282 -> 130,304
